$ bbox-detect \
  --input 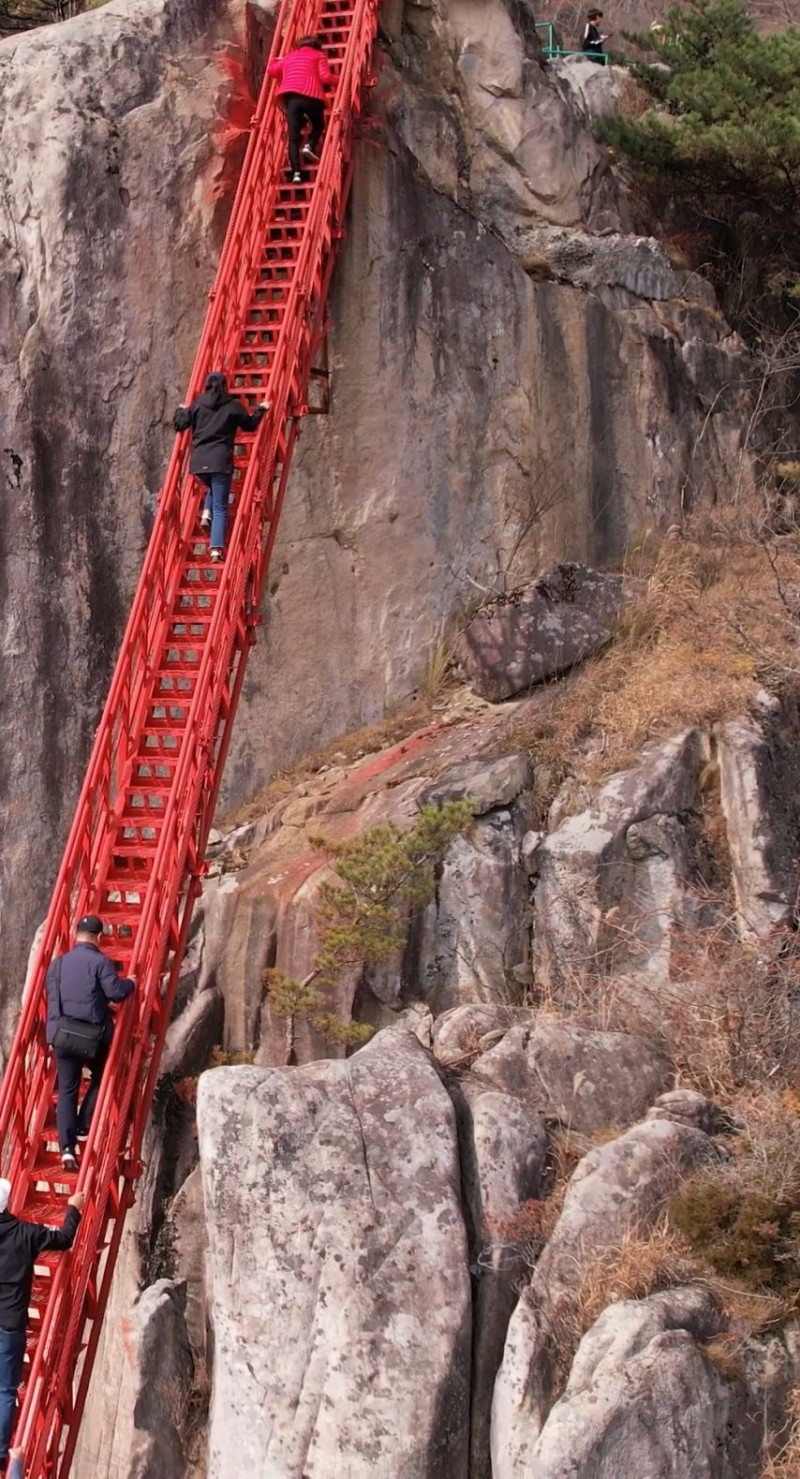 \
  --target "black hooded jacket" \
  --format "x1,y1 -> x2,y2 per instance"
0,1205 -> 81,1332
173,391 -> 266,477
